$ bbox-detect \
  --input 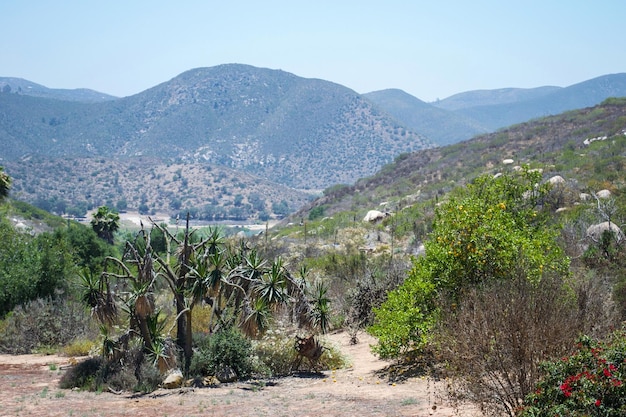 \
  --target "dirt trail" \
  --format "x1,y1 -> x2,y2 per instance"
0,332 -> 480,416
